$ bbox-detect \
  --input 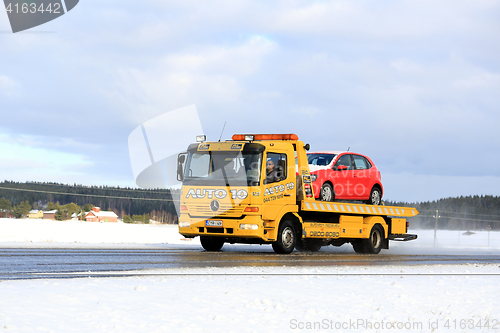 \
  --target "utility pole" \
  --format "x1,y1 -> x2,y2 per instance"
433,210 -> 440,246
488,225 -> 491,247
